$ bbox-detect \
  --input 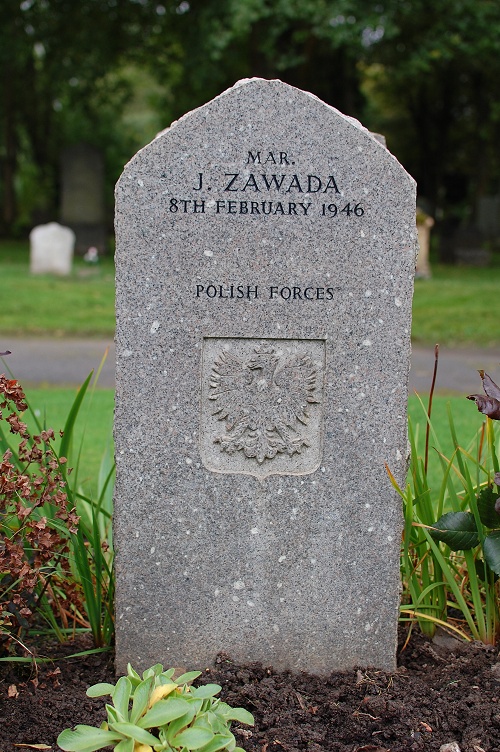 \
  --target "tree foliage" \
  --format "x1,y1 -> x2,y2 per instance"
2,0 -> 500,235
